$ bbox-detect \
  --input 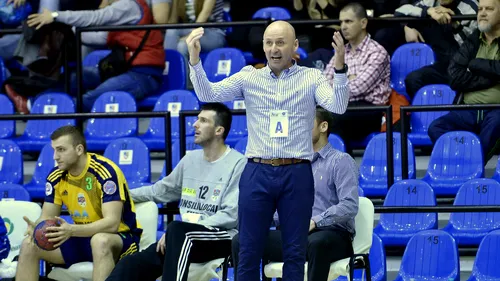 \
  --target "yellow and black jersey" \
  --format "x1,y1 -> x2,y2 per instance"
45,153 -> 141,235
